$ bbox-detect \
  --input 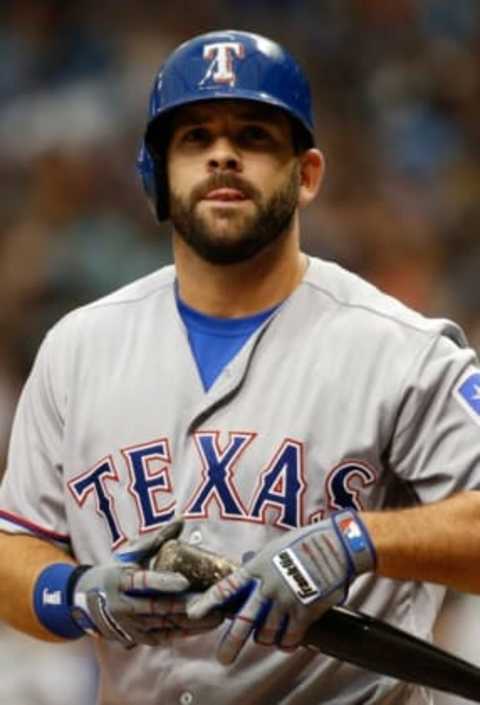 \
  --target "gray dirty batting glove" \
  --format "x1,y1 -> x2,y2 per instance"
69,519 -> 221,647
188,510 -> 376,664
